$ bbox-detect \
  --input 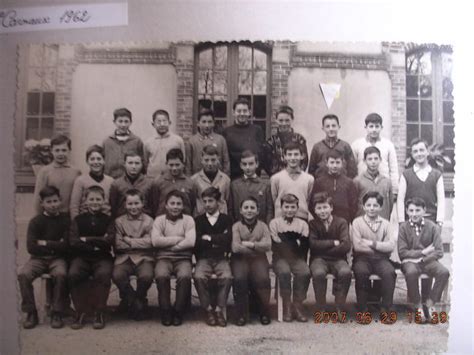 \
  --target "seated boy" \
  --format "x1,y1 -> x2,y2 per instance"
310,150 -> 358,224
149,148 -> 197,217
193,187 -> 233,327
231,197 -> 272,326
398,197 -> 449,322
112,189 -> 155,320
269,194 -> 311,322
68,186 -> 114,329
152,190 -> 196,326
309,192 -> 351,312
351,191 -> 397,317
18,186 -> 69,329
229,150 -> 273,224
